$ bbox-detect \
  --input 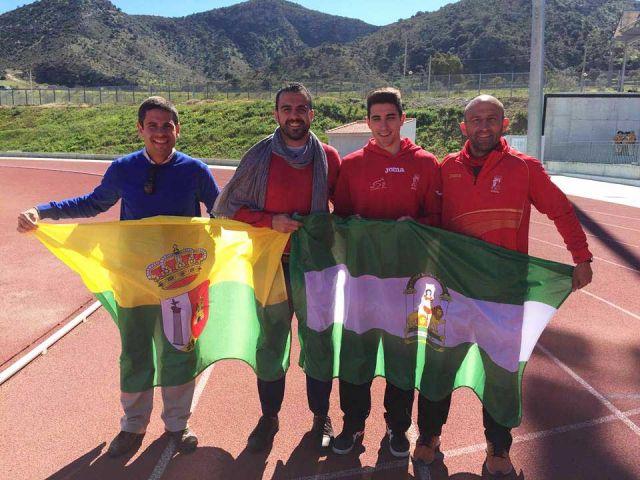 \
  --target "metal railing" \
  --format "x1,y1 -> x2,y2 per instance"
546,141 -> 640,164
1,70 -> 638,107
